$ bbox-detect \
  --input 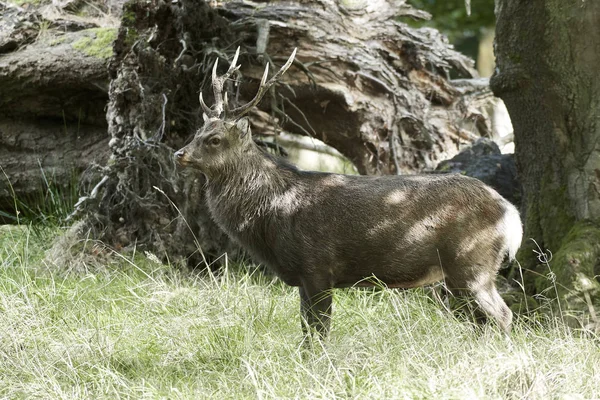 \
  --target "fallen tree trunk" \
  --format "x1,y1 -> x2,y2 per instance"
0,2 -> 112,222
46,0 -> 493,267
223,0 -> 489,175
